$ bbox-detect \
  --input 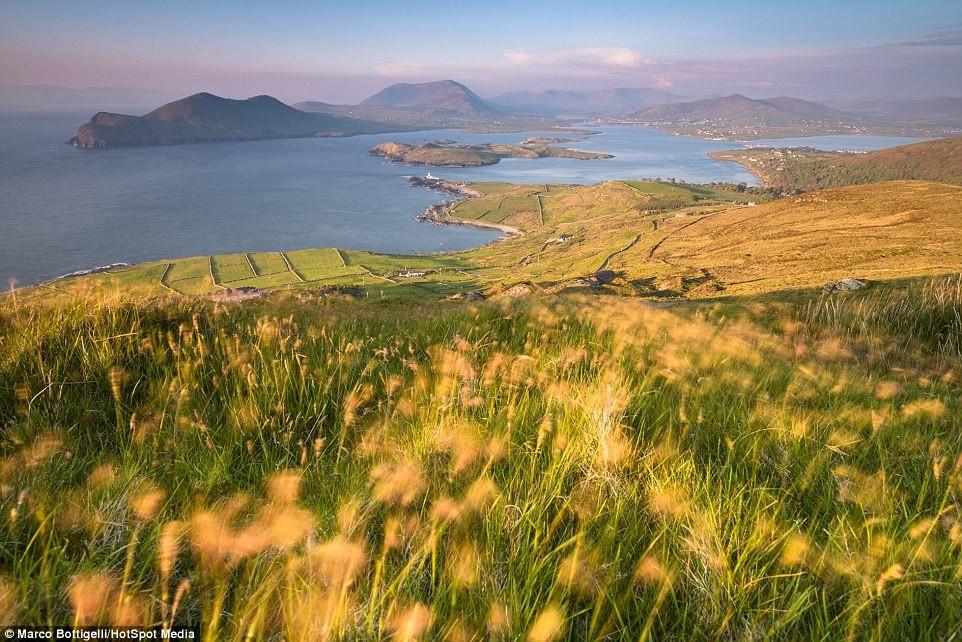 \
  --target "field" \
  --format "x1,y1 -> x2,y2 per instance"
2,274 -> 961,639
